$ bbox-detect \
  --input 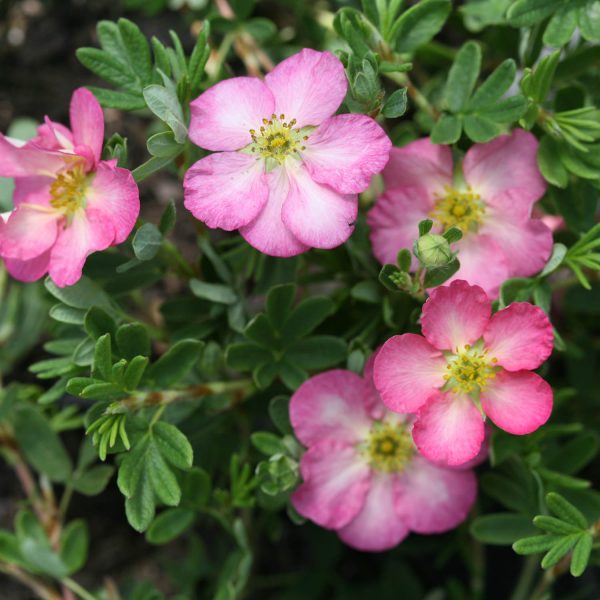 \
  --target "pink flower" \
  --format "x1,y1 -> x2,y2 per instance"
0,88 -> 140,287
290,358 -> 477,552
367,130 -> 552,297
374,280 -> 554,466
184,49 -> 391,257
